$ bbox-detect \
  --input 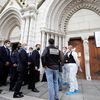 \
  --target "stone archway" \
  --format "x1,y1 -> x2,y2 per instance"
0,8 -> 21,43
59,0 -> 100,33
44,0 -> 100,80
